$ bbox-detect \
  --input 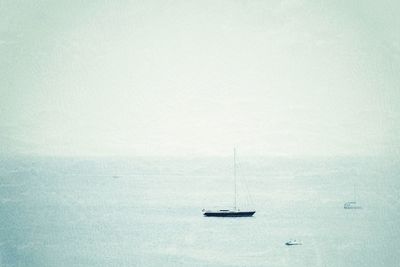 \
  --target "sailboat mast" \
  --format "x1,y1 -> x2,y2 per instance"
234,147 -> 237,211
